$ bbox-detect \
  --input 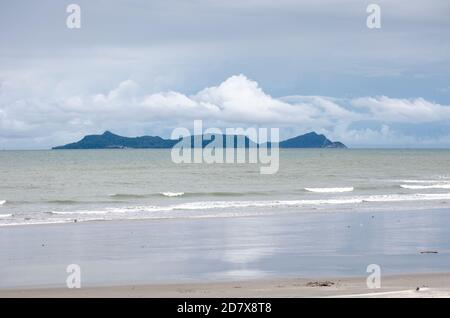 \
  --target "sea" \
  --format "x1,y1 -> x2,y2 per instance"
1,149 -> 450,227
